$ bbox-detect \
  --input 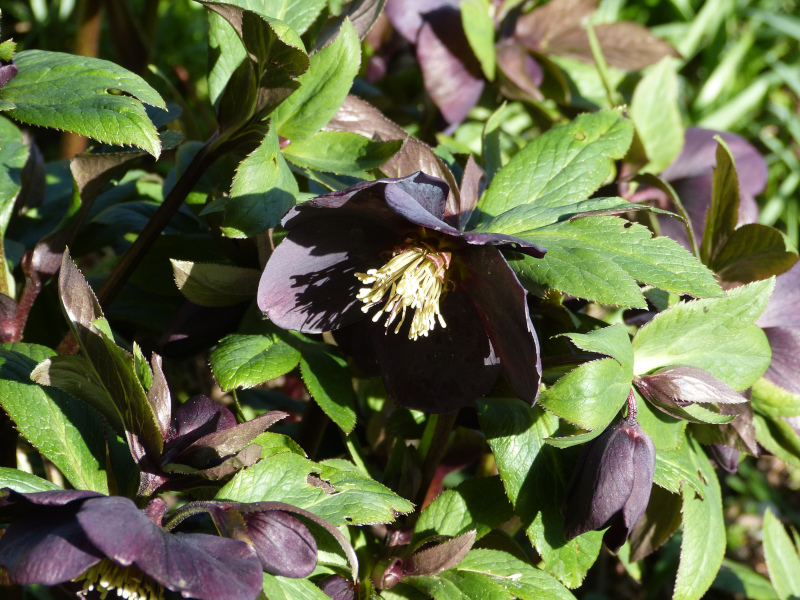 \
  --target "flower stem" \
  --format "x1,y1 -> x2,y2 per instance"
296,400 -> 330,460
414,411 -> 458,509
